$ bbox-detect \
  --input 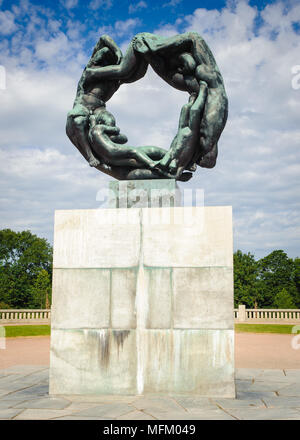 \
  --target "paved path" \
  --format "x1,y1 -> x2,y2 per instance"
0,366 -> 299,420
0,333 -> 299,419
1,333 -> 299,369
0,336 -> 50,369
236,333 -> 300,369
